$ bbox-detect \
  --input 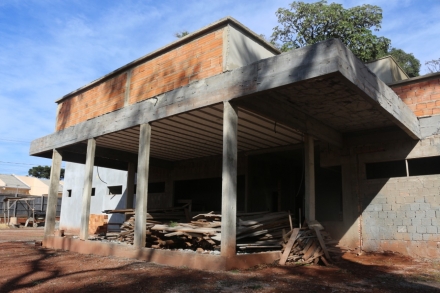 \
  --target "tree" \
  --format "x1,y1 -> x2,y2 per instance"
175,30 -> 190,38
271,1 -> 391,62
28,165 -> 65,180
425,58 -> 440,73
383,48 -> 420,77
